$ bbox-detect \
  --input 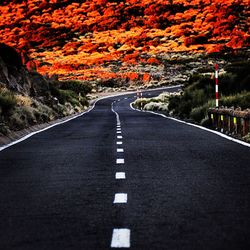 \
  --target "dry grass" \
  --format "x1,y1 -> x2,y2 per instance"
15,95 -> 33,107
